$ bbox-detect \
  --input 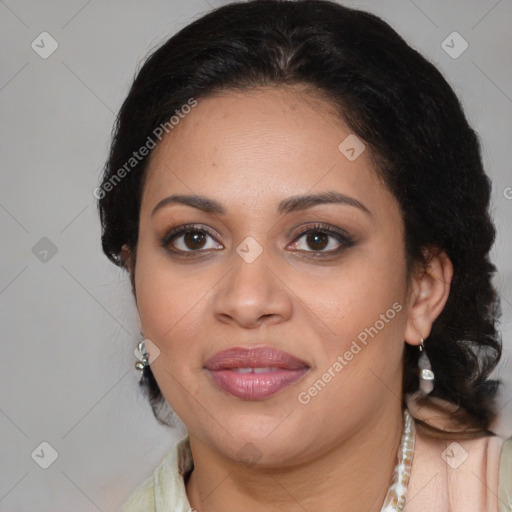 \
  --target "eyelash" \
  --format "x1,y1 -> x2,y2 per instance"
160,222 -> 355,258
